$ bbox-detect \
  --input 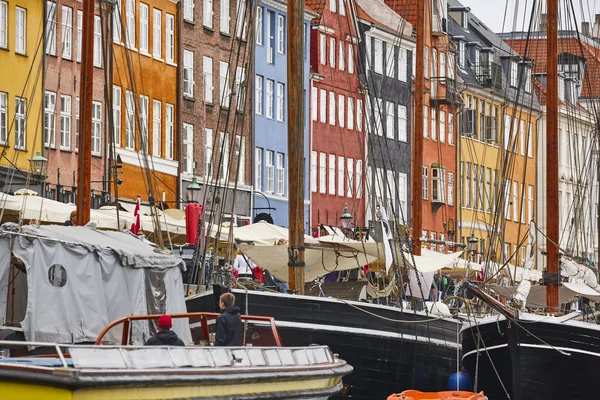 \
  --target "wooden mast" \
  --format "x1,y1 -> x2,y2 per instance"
546,0 -> 559,313
76,0 -> 94,226
412,0 -> 425,256
287,0 -> 305,294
